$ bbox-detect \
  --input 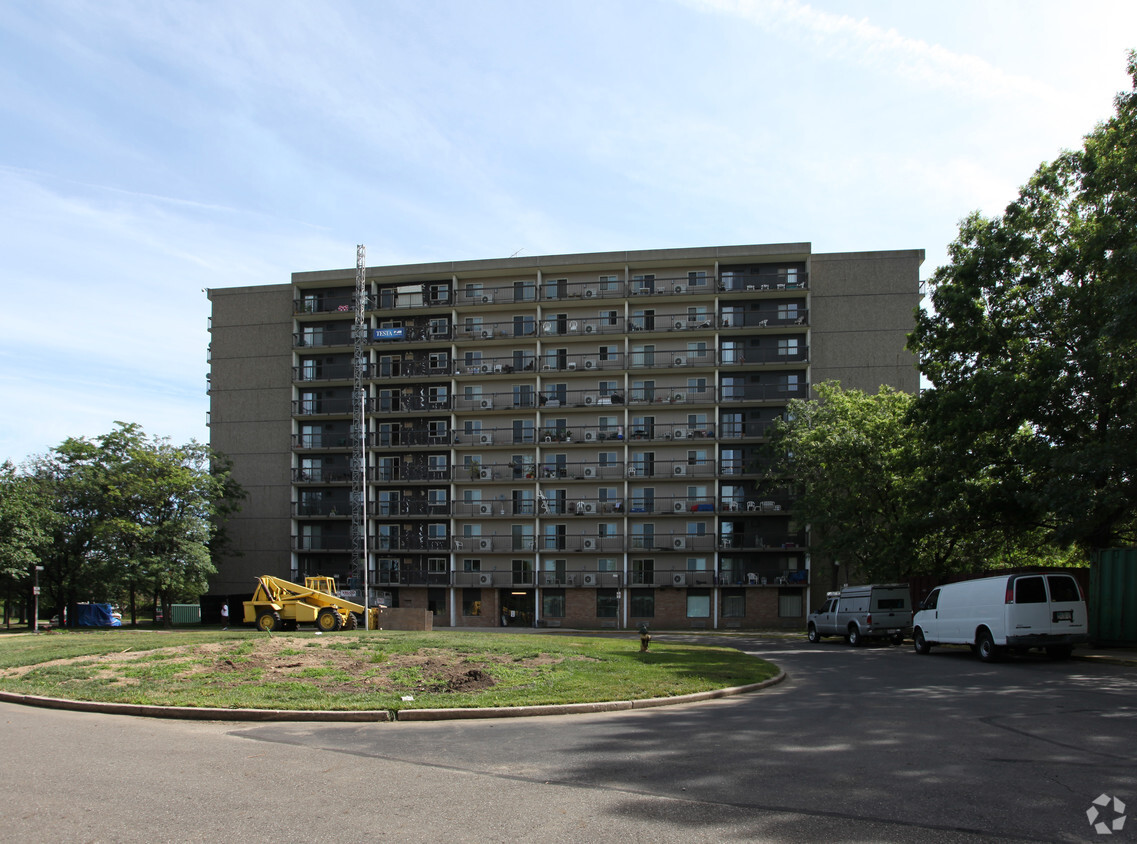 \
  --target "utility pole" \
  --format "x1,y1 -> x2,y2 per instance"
352,245 -> 370,626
